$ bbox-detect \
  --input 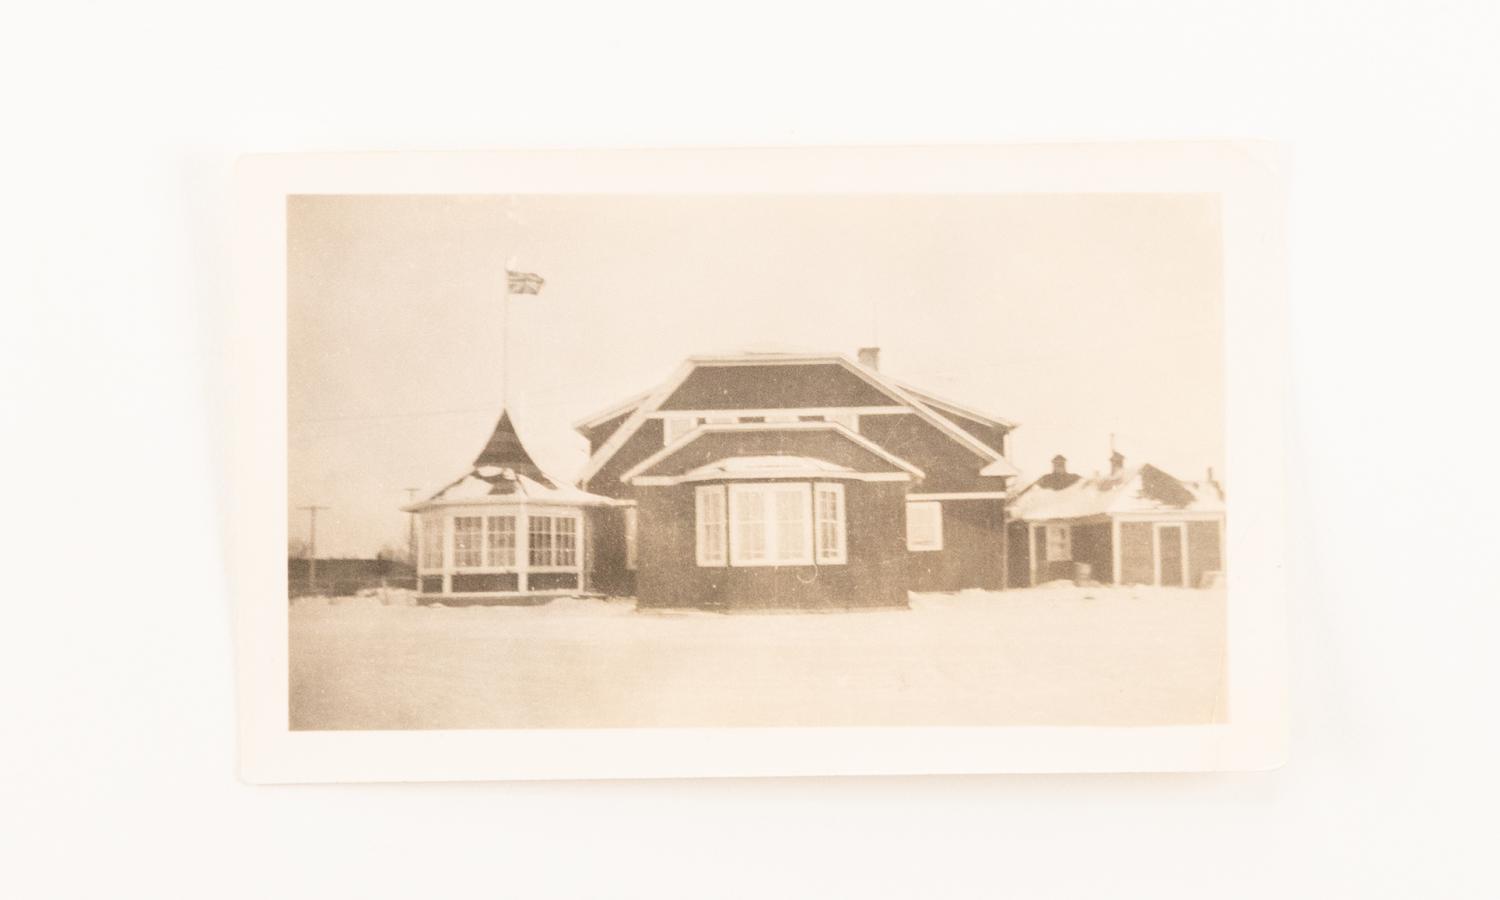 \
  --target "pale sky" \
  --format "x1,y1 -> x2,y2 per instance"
288,194 -> 1223,558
